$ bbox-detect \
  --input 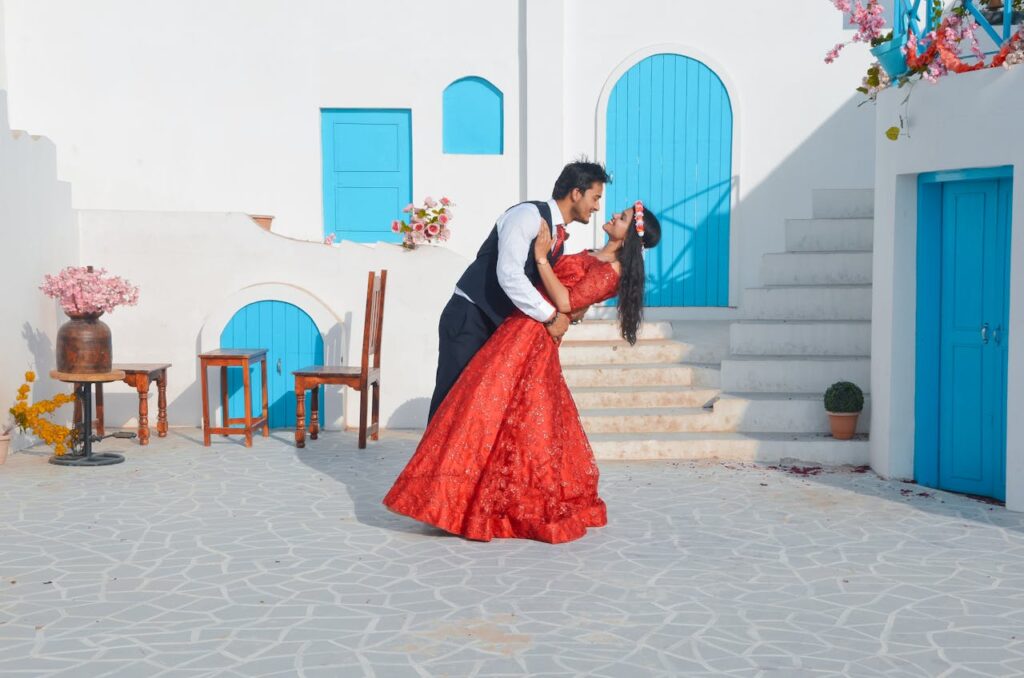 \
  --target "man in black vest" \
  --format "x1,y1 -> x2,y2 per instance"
428,160 -> 611,420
